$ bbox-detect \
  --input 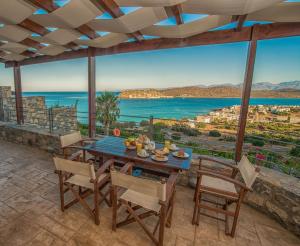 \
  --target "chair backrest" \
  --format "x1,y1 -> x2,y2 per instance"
238,155 -> 259,188
60,131 -> 82,148
53,157 -> 96,180
111,170 -> 166,201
